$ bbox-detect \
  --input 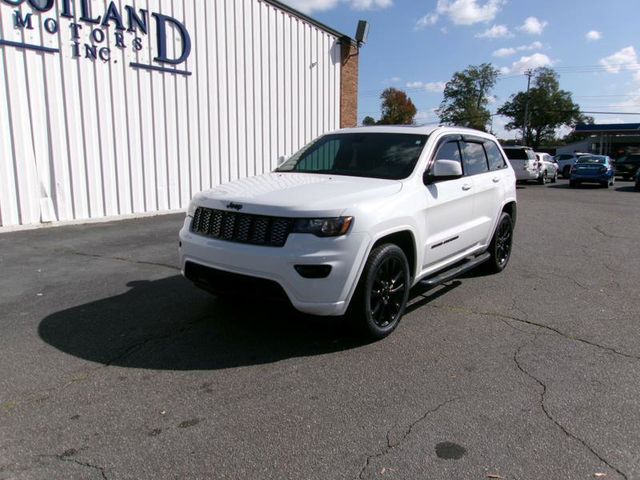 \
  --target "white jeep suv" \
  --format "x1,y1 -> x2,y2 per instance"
179,126 -> 517,339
